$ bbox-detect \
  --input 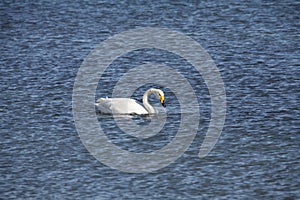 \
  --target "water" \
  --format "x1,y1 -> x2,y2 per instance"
1,0 -> 299,199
